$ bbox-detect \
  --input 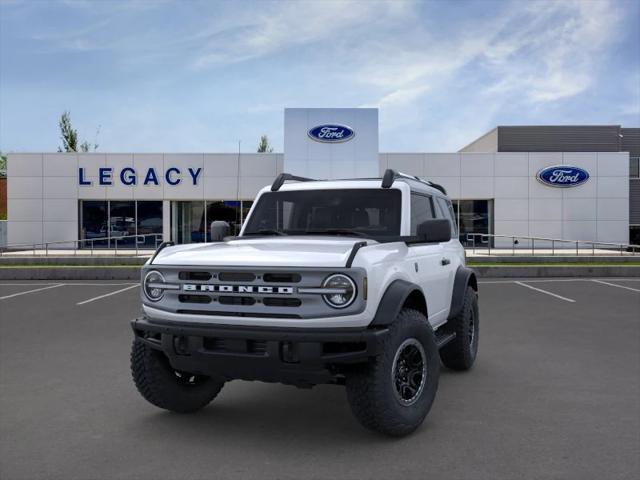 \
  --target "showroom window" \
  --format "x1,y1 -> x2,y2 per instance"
630,157 -> 640,179
171,200 -> 253,244
79,200 -> 163,248
452,200 -> 494,246
630,226 -> 640,246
